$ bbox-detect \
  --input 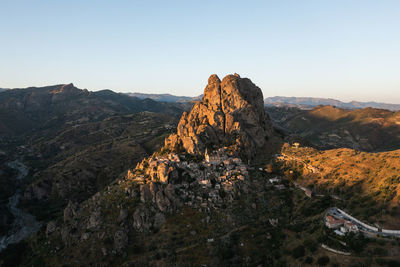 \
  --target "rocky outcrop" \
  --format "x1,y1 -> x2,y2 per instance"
165,74 -> 273,159
63,201 -> 78,223
34,74 -> 276,264
113,229 -> 128,253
